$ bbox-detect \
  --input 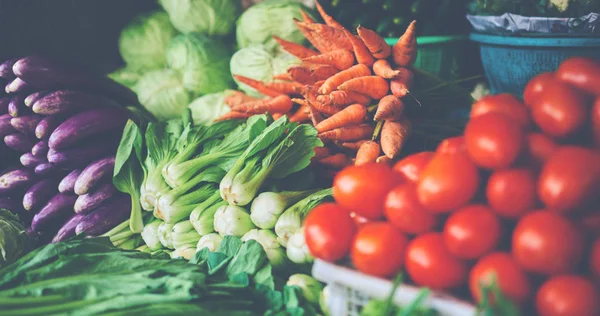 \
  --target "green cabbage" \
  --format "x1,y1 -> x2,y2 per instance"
159,0 -> 240,36
0,209 -> 33,268
230,46 -> 299,97
108,67 -> 142,90
188,92 -> 231,126
118,11 -> 178,71
135,69 -> 192,121
166,34 -> 234,96
236,0 -> 309,51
